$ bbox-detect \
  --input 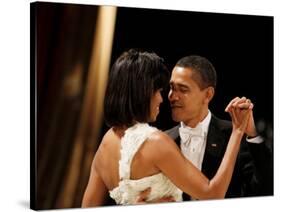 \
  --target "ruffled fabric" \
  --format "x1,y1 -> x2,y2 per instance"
109,123 -> 183,204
